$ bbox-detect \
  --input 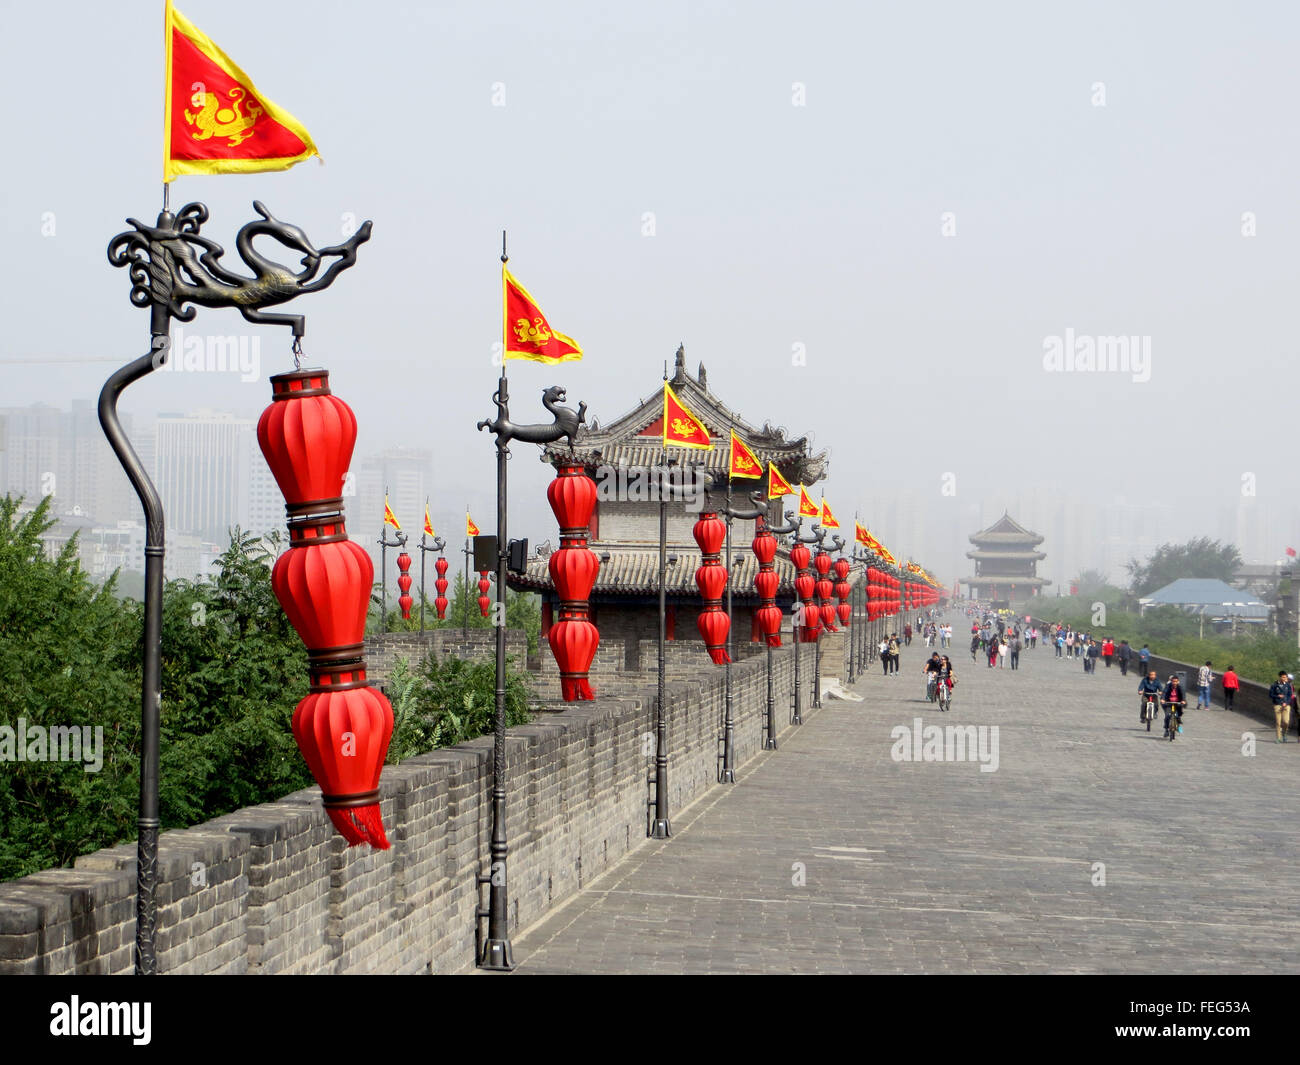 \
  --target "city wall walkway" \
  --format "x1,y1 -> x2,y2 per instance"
511,640 -> 1300,973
